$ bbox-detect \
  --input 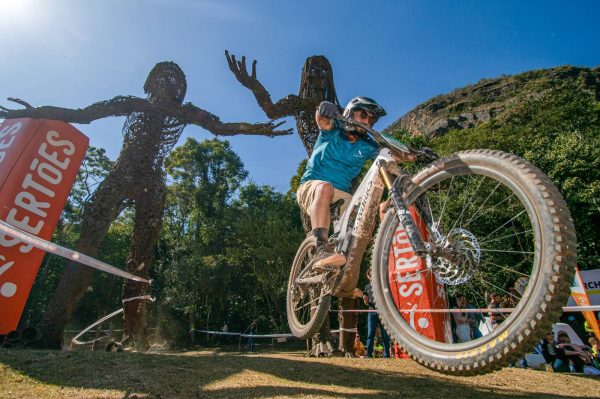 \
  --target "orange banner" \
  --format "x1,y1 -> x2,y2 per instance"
571,266 -> 600,341
388,206 -> 450,342
0,118 -> 88,334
